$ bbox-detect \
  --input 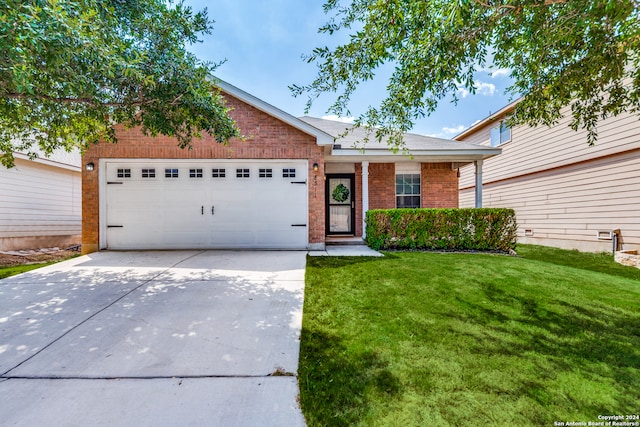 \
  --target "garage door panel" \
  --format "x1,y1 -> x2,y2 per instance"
211,206 -> 253,225
210,231 -> 255,248
105,161 -> 308,249
256,229 -> 307,245
162,231 -> 208,248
